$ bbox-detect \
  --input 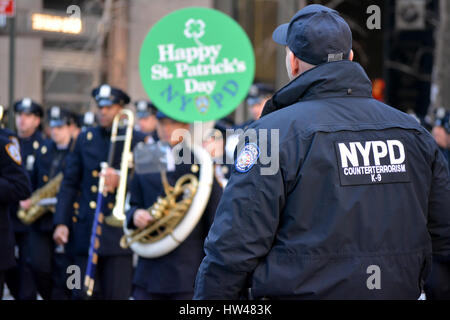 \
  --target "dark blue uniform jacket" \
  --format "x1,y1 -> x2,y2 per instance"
31,139 -> 73,232
54,126 -> 145,256
9,130 -> 45,232
194,60 -> 450,299
0,133 -> 32,270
